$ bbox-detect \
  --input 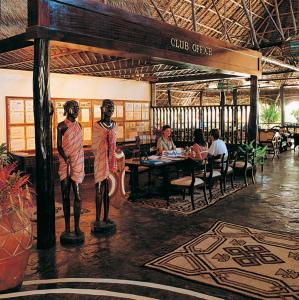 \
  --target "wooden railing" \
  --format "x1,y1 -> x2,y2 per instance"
151,105 -> 250,144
